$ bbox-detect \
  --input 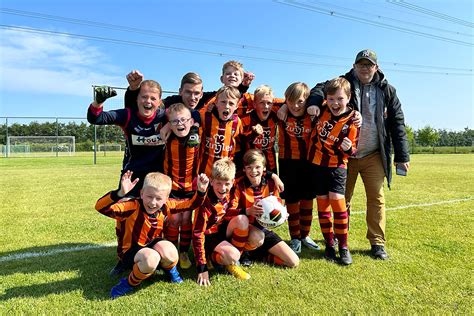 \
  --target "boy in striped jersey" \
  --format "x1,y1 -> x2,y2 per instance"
163,103 -> 201,269
96,170 -> 209,299
234,149 -> 299,268
277,82 -> 321,254
193,158 -> 251,286
307,77 -> 358,265
239,85 -> 283,173
198,86 -> 243,177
